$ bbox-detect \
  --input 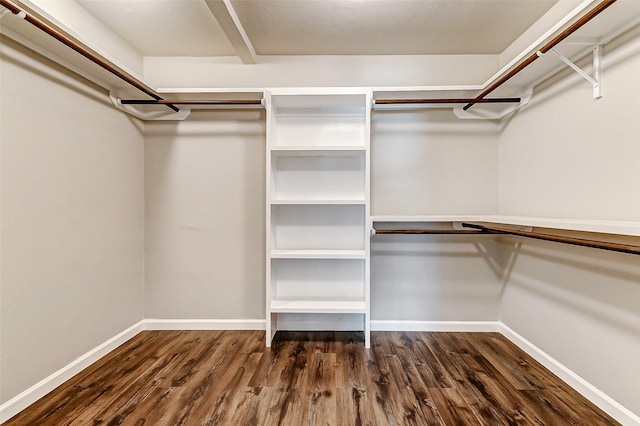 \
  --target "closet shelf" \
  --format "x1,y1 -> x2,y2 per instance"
371,215 -> 640,237
271,199 -> 366,205
270,300 -> 366,314
270,146 -> 366,153
372,215 -> 489,223
485,216 -> 640,237
461,223 -> 640,256
270,249 -> 366,260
